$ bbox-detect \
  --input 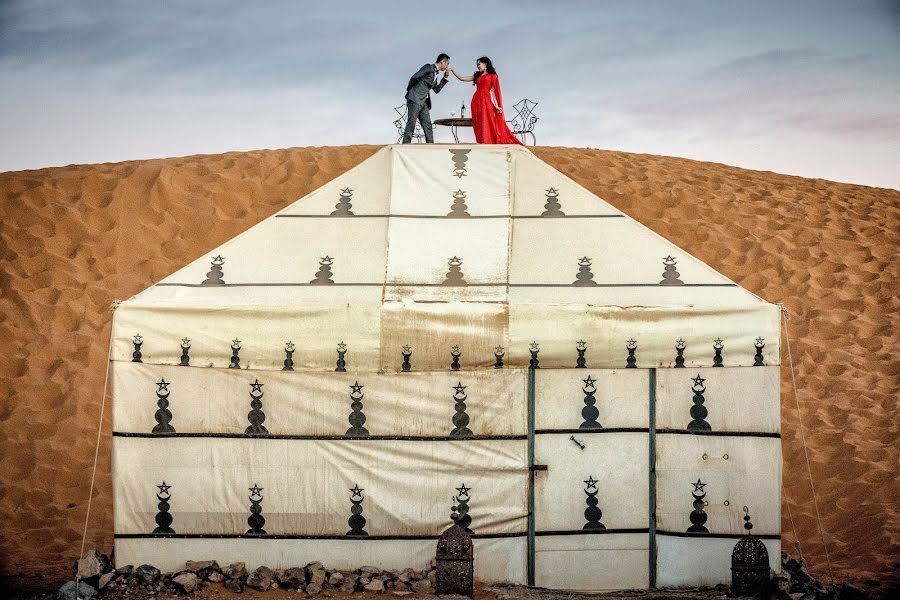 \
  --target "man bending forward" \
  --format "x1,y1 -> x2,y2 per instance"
403,53 -> 450,143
